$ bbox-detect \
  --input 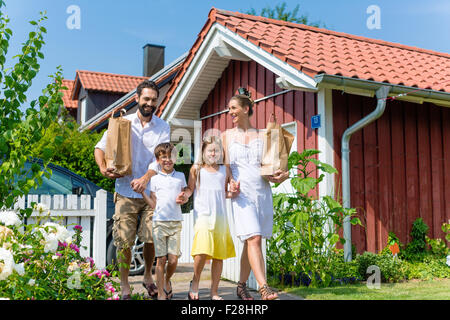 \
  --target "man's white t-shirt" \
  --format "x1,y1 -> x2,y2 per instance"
150,170 -> 187,221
